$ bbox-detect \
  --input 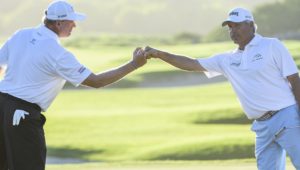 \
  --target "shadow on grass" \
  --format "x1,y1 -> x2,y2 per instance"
47,146 -> 105,160
63,70 -> 227,89
138,70 -> 226,88
190,108 -> 251,125
106,79 -> 139,88
146,143 -> 254,161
